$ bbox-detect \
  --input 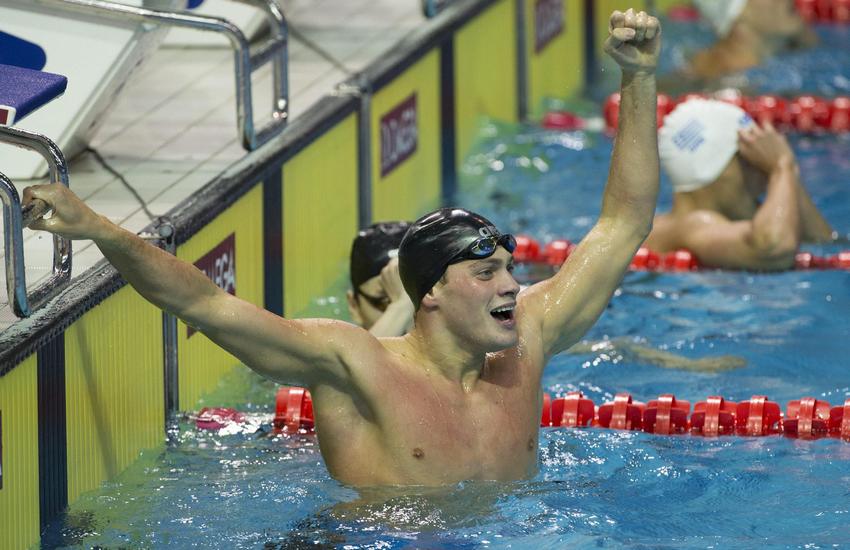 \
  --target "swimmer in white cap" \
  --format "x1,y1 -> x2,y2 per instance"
644,98 -> 833,270
688,0 -> 816,80
24,9 -> 663,487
